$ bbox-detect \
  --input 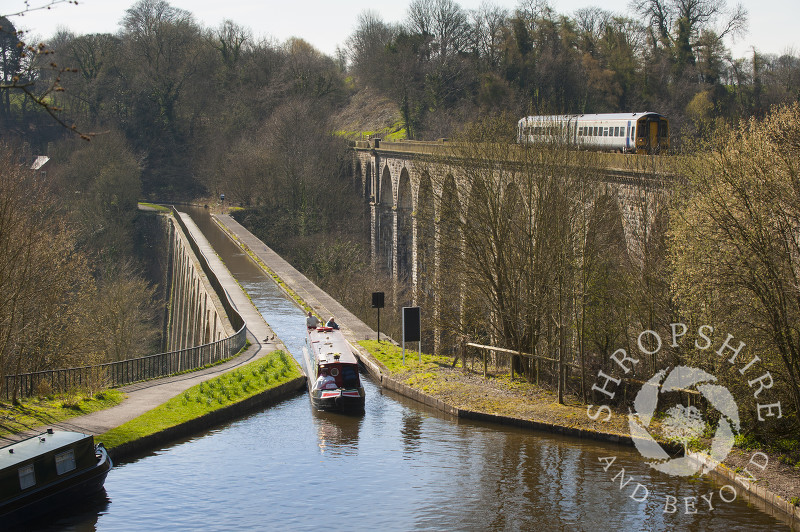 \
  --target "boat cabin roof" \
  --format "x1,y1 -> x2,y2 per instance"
307,328 -> 359,365
0,431 -> 91,470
